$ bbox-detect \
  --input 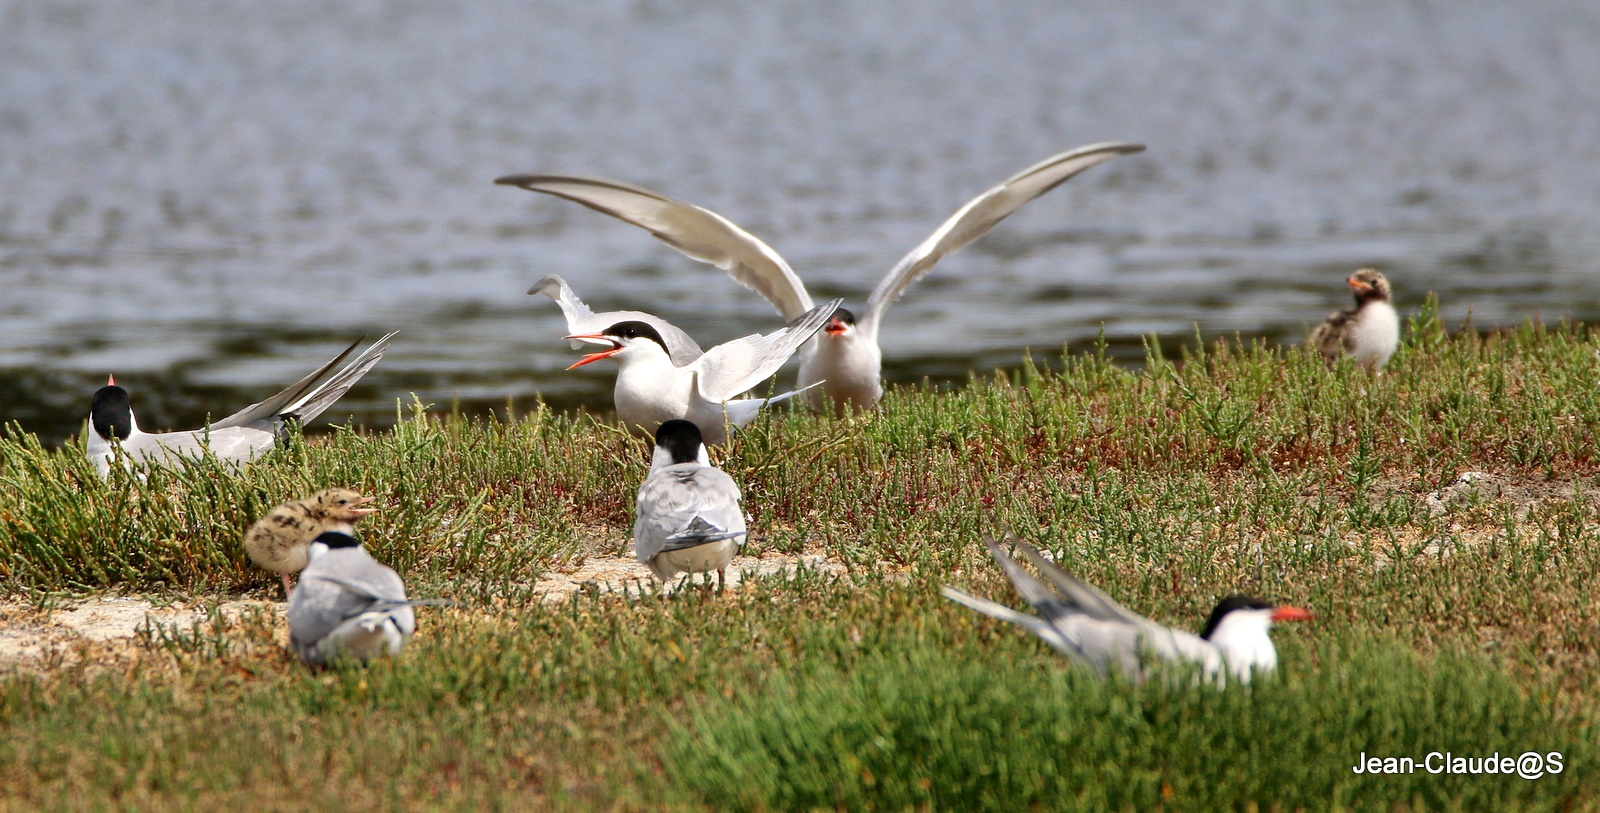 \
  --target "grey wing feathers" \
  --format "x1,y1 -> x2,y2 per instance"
634,465 -> 745,564
1309,309 -> 1357,361
498,175 -> 814,321
288,550 -> 412,645
860,142 -> 1144,340
691,299 -> 841,402
529,274 -> 705,366
212,332 -> 396,431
